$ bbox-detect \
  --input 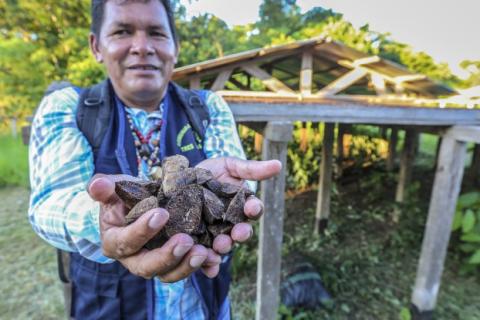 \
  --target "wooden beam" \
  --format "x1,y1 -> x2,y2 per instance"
228,77 -> 250,91
210,69 -> 233,91
371,73 -> 387,96
227,102 -> 480,126
448,126 -> 480,144
394,75 -> 427,83
256,121 -> 293,320
300,51 -> 313,95
396,129 -> 418,203
242,64 -> 295,94
315,68 -> 368,97
338,56 -> 380,68
411,134 -> 467,315
352,55 -> 381,66
387,128 -> 398,171
189,77 -> 201,89
315,123 -> 335,233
